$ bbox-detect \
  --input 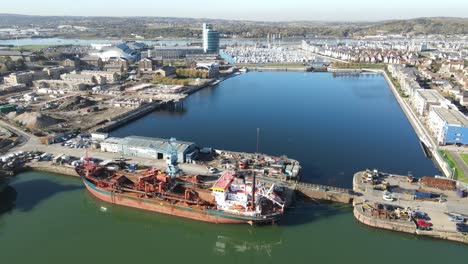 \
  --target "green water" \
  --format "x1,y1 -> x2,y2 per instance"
1,171 -> 467,263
